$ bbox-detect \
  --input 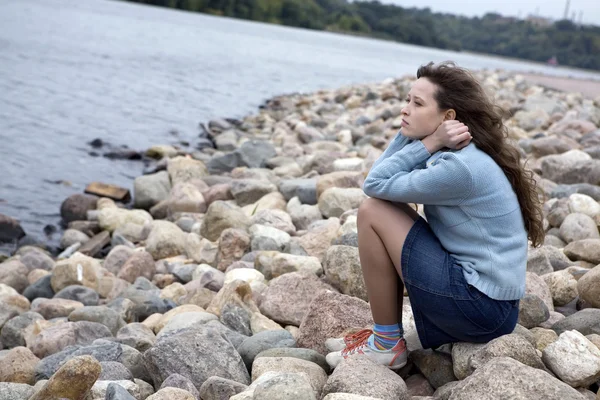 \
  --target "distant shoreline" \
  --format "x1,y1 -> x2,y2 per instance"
519,73 -> 600,99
